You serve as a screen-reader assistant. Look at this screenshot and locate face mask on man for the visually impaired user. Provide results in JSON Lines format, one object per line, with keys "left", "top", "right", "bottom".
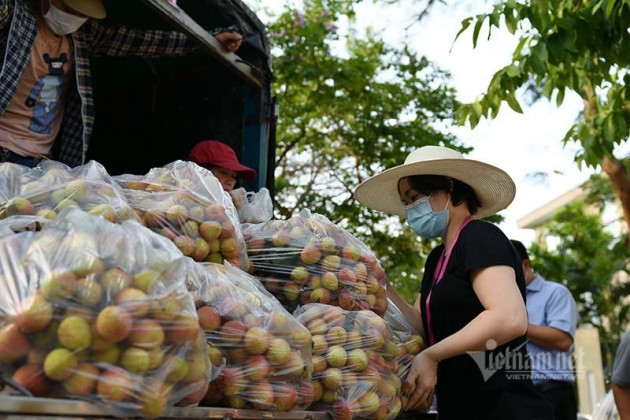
{"left": 405, "top": 195, "right": 450, "bottom": 238}
{"left": 42, "top": 0, "right": 88, "bottom": 36}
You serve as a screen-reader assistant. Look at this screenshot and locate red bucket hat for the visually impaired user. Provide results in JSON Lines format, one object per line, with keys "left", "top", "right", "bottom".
{"left": 189, "top": 140, "right": 257, "bottom": 181}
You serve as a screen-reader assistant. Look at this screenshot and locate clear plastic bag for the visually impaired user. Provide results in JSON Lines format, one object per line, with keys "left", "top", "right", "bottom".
{"left": 185, "top": 261, "right": 314, "bottom": 411}
{"left": 0, "top": 160, "right": 139, "bottom": 225}
{"left": 592, "top": 389, "right": 619, "bottom": 420}
{"left": 0, "top": 215, "right": 50, "bottom": 237}
{"left": 0, "top": 207, "right": 212, "bottom": 418}
{"left": 112, "top": 161, "right": 234, "bottom": 213}
{"left": 231, "top": 187, "right": 273, "bottom": 224}
{"left": 243, "top": 209, "right": 388, "bottom": 315}
{"left": 294, "top": 303, "right": 425, "bottom": 419}
{"left": 0, "top": 162, "right": 28, "bottom": 203}
{"left": 114, "top": 162, "right": 249, "bottom": 270}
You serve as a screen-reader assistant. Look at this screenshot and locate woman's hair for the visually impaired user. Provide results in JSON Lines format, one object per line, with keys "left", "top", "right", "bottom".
{"left": 406, "top": 175, "right": 482, "bottom": 215}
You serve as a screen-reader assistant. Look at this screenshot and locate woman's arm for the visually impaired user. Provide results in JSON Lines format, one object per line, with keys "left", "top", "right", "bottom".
{"left": 404, "top": 265, "right": 528, "bottom": 410}
{"left": 427, "top": 265, "right": 527, "bottom": 358}
{"left": 384, "top": 276, "right": 425, "bottom": 337}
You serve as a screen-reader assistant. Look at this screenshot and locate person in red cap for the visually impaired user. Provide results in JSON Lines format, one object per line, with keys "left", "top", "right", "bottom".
{"left": 189, "top": 140, "right": 256, "bottom": 192}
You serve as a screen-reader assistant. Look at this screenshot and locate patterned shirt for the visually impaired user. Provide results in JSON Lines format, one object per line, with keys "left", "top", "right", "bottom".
{"left": 0, "top": 0, "right": 196, "bottom": 166}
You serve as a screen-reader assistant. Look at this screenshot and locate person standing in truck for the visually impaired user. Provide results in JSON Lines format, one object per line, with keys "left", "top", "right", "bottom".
{"left": 0, "top": 0, "right": 243, "bottom": 168}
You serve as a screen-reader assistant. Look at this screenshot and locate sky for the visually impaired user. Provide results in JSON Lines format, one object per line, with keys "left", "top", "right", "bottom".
{"left": 249, "top": 0, "right": 628, "bottom": 245}
{"left": 352, "top": 0, "right": 592, "bottom": 245}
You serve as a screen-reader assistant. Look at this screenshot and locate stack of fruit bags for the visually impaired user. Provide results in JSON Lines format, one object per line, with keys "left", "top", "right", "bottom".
{"left": 0, "top": 207, "right": 212, "bottom": 418}
{"left": 113, "top": 161, "right": 249, "bottom": 270}
{"left": 185, "top": 261, "right": 314, "bottom": 412}
{"left": 242, "top": 209, "right": 387, "bottom": 315}
{"left": 294, "top": 303, "right": 425, "bottom": 420}
{"left": 0, "top": 160, "right": 139, "bottom": 224}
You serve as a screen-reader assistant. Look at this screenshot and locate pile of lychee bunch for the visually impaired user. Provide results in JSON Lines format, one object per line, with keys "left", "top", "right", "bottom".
{"left": 113, "top": 161, "right": 237, "bottom": 218}
{"left": 114, "top": 161, "right": 194, "bottom": 192}
{"left": 122, "top": 188, "right": 249, "bottom": 270}
{"left": 186, "top": 262, "right": 315, "bottom": 412}
{"left": 113, "top": 161, "right": 226, "bottom": 200}
{"left": 243, "top": 210, "right": 388, "bottom": 315}
{"left": 0, "top": 209, "right": 212, "bottom": 418}
{"left": 294, "top": 304, "right": 425, "bottom": 420}
{"left": 0, "top": 161, "right": 138, "bottom": 225}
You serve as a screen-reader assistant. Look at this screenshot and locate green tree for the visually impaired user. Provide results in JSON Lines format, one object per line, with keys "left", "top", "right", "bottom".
{"left": 529, "top": 197, "right": 630, "bottom": 373}
{"left": 261, "top": 0, "right": 463, "bottom": 302}
{"left": 456, "top": 0, "right": 630, "bottom": 234}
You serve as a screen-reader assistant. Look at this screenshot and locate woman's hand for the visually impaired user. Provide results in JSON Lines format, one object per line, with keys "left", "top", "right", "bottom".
{"left": 403, "top": 349, "right": 438, "bottom": 412}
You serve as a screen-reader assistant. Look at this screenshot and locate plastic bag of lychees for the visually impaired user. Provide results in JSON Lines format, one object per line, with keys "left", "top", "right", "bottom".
{"left": 185, "top": 261, "right": 314, "bottom": 412}
{"left": 294, "top": 303, "right": 424, "bottom": 420}
{"left": 243, "top": 209, "right": 387, "bottom": 315}
{"left": 0, "top": 162, "right": 28, "bottom": 203}
{"left": 120, "top": 186, "right": 249, "bottom": 270}
{"left": 0, "top": 160, "right": 139, "bottom": 225}
{"left": 113, "top": 161, "right": 237, "bottom": 213}
{"left": 114, "top": 161, "right": 248, "bottom": 219}
{"left": 0, "top": 206, "right": 212, "bottom": 418}
{"left": 381, "top": 297, "right": 427, "bottom": 410}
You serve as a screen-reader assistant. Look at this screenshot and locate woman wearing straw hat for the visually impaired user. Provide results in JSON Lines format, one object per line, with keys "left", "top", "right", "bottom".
{"left": 354, "top": 145, "right": 553, "bottom": 419}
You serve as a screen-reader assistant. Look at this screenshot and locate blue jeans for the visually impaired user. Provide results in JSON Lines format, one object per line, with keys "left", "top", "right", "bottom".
{"left": 0, "top": 147, "right": 45, "bottom": 168}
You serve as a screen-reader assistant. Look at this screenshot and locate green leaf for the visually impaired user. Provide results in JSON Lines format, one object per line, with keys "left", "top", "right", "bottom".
{"left": 505, "top": 8, "right": 517, "bottom": 34}
{"left": 592, "top": 0, "right": 605, "bottom": 14}
{"left": 469, "top": 112, "right": 480, "bottom": 128}
{"left": 514, "top": 37, "right": 528, "bottom": 58}
{"left": 457, "top": 107, "right": 470, "bottom": 126}
{"left": 506, "top": 94, "right": 523, "bottom": 113}
{"left": 472, "top": 15, "right": 487, "bottom": 48}
{"left": 604, "top": 115, "right": 615, "bottom": 143}
{"left": 489, "top": 70, "right": 505, "bottom": 90}
{"left": 556, "top": 87, "right": 566, "bottom": 106}
{"left": 605, "top": 0, "right": 616, "bottom": 17}
{"left": 454, "top": 17, "right": 473, "bottom": 43}
{"left": 469, "top": 101, "right": 483, "bottom": 127}
{"left": 542, "top": 80, "right": 554, "bottom": 99}
{"left": 506, "top": 64, "right": 521, "bottom": 77}
{"left": 529, "top": 50, "right": 546, "bottom": 74}
{"left": 491, "top": 103, "right": 500, "bottom": 119}
{"left": 489, "top": 11, "right": 501, "bottom": 28}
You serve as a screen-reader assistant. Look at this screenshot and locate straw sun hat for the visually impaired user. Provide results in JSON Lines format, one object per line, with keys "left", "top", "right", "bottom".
{"left": 354, "top": 145, "right": 516, "bottom": 219}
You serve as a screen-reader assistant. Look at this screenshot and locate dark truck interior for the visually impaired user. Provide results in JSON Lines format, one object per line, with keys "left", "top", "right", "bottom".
{"left": 86, "top": 0, "right": 274, "bottom": 189}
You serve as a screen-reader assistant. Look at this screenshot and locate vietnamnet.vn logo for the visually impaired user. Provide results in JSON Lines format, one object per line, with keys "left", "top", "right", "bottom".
{"left": 467, "top": 339, "right": 583, "bottom": 382}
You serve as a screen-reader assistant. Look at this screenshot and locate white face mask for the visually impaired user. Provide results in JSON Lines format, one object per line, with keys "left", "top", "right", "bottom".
{"left": 42, "top": 0, "right": 88, "bottom": 35}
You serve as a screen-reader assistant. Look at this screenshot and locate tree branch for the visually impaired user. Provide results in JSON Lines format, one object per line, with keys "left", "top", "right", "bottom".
{"left": 276, "top": 126, "right": 306, "bottom": 169}
{"left": 602, "top": 154, "right": 630, "bottom": 243}
{"left": 288, "top": 157, "right": 327, "bottom": 215}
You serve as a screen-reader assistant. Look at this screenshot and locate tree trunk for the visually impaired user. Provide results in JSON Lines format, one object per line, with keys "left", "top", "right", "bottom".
{"left": 583, "top": 85, "right": 630, "bottom": 240}
{"left": 601, "top": 154, "right": 630, "bottom": 239}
